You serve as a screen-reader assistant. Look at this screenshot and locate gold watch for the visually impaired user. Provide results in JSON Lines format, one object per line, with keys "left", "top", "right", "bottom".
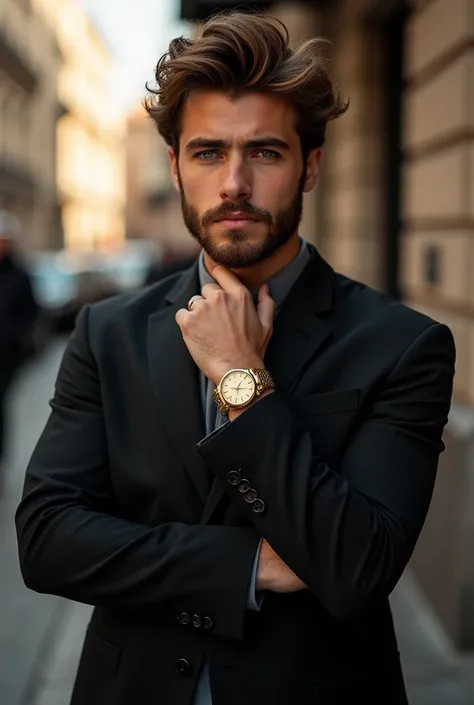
{"left": 213, "top": 368, "right": 274, "bottom": 416}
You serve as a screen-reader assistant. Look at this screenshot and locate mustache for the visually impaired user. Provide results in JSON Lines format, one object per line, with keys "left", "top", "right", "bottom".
{"left": 201, "top": 201, "right": 272, "bottom": 226}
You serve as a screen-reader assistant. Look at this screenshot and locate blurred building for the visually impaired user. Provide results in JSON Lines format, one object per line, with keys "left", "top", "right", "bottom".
{"left": 0, "top": 0, "right": 61, "bottom": 250}
{"left": 180, "top": 0, "right": 474, "bottom": 655}
{"left": 34, "top": 0, "right": 126, "bottom": 252}
{"left": 125, "top": 104, "right": 193, "bottom": 255}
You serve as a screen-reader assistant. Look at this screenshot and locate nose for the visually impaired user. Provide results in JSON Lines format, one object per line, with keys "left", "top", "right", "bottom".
{"left": 218, "top": 158, "right": 252, "bottom": 202}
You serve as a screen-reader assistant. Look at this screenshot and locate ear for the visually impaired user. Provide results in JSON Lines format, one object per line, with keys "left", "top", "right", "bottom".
{"left": 302, "top": 147, "right": 323, "bottom": 193}
{"left": 169, "top": 148, "right": 181, "bottom": 192}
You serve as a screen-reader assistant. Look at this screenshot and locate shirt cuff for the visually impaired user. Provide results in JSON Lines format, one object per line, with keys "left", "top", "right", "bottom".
{"left": 246, "top": 537, "right": 264, "bottom": 611}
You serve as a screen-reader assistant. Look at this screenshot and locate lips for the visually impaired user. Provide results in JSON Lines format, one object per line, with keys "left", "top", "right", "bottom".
{"left": 216, "top": 218, "right": 258, "bottom": 228}
{"left": 216, "top": 214, "right": 256, "bottom": 222}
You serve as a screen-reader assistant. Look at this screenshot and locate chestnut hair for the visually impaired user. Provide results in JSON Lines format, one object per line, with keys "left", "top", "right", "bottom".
{"left": 144, "top": 10, "right": 348, "bottom": 159}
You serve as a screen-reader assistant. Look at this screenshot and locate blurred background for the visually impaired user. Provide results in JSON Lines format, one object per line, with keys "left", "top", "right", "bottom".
{"left": 1, "top": 0, "right": 474, "bottom": 703}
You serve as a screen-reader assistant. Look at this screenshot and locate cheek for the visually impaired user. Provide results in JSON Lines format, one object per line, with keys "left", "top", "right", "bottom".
{"left": 253, "top": 170, "right": 297, "bottom": 208}
{"left": 181, "top": 169, "right": 215, "bottom": 201}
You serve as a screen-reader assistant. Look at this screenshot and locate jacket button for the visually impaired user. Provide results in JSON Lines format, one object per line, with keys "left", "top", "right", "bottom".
{"left": 227, "top": 470, "right": 241, "bottom": 485}
{"left": 244, "top": 489, "right": 258, "bottom": 503}
{"left": 203, "top": 616, "right": 214, "bottom": 630}
{"left": 252, "top": 499, "right": 266, "bottom": 513}
{"left": 177, "top": 612, "right": 191, "bottom": 626}
{"left": 192, "top": 614, "right": 202, "bottom": 628}
{"left": 175, "top": 658, "right": 192, "bottom": 676}
{"left": 238, "top": 479, "right": 251, "bottom": 493}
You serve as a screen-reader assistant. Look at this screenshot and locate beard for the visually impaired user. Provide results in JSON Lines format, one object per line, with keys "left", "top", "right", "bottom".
{"left": 177, "top": 170, "right": 305, "bottom": 269}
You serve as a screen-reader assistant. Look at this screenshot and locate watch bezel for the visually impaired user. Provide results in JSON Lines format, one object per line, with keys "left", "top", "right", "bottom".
{"left": 218, "top": 368, "right": 257, "bottom": 409}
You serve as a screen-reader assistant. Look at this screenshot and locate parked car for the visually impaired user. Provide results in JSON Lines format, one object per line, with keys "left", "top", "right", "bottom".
{"left": 29, "top": 242, "right": 155, "bottom": 334}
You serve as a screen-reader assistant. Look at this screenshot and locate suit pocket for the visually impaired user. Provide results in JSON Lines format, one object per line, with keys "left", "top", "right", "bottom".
{"left": 70, "top": 627, "right": 122, "bottom": 705}
{"left": 293, "top": 389, "right": 360, "bottom": 418}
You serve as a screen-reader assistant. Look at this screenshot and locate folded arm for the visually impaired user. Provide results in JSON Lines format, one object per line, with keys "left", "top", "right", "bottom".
{"left": 15, "top": 306, "right": 260, "bottom": 641}
{"left": 198, "top": 323, "right": 455, "bottom": 620}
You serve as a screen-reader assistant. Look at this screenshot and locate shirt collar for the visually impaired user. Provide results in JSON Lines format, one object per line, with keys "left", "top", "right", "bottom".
{"left": 198, "top": 237, "right": 311, "bottom": 310}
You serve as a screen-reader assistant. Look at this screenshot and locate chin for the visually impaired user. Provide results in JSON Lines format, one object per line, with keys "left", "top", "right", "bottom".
{"left": 206, "top": 241, "right": 268, "bottom": 269}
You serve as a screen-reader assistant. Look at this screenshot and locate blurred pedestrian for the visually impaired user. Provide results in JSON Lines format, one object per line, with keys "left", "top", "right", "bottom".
{"left": 0, "top": 211, "right": 38, "bottom": 475}
{"left": 16, "top": 12, "right": 455, "bottom": 705}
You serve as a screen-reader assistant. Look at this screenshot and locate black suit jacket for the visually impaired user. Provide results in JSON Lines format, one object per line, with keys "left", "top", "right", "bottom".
{"left": 15, "top": 247, "right": 455, "bottom": 705}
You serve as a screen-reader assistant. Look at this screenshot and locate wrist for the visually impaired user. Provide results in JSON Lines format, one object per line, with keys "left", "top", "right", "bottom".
{"left": 211, "top": 359, "right": 265, "bottom": 386}
{"left": 256, "top": 540, "right": 279, "bottom": 591}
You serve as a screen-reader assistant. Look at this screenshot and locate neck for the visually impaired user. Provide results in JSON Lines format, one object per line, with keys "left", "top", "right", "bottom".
{"left": 203, "top": 233, "right": 301, "bottom": 290}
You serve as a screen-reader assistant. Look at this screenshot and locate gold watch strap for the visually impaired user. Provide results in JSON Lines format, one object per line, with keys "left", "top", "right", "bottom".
{"left": 251, "top": 368, "right": 274, "bottom": 394}
{"left": 212, "top": 385, "right": 230, "bottom": 416}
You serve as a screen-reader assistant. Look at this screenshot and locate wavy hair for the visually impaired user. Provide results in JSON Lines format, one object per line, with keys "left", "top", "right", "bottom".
{"left": 144, "top": 11, "right": 348, "bottom": 157}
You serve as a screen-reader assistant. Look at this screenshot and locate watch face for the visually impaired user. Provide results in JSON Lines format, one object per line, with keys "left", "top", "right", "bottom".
{"left": 220, "top": 370, "right": 256, "bottom": 407}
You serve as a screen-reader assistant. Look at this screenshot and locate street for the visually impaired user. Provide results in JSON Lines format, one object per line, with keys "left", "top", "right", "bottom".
{"left": 0, "top": 340, "right": 473, "bottom": 705}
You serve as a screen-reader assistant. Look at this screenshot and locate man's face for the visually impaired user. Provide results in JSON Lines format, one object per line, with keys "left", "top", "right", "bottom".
{"left": 169, "top": 90, "right": 321, "bottom": 269}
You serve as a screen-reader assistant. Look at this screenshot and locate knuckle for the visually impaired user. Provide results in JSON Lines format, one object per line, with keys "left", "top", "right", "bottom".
{"left": 213, "top": 288, "right": 227, "bottom": 302}
{"left": 236, "top": 287, "right": 250, "bottom": 302}
{"left": 176, "top": 310, "right": 189, "bottom": 330}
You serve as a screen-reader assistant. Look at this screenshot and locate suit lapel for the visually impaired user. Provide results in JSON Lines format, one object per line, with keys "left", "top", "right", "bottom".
{"left": 265, "top": 247, "right": 335, "bottom": 395}
{"left": 201, "top": 247, "right": 336, "bottom": 525}
{"left": 148, "top": 263, "right": 213, "bottom": 505}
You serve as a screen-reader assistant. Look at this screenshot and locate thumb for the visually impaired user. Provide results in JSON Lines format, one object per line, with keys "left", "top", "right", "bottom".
{"left": 257, "top": 284, "right": 275, "bottom": 334}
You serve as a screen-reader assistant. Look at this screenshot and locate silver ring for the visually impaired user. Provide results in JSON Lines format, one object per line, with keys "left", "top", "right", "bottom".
{"left": 187, "top": 295, "right": 203, "bottom": 312}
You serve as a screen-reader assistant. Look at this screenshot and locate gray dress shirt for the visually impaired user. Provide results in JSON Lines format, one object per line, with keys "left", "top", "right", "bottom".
{"left": 192, "top": 238, "right": 311, "bottom": 705}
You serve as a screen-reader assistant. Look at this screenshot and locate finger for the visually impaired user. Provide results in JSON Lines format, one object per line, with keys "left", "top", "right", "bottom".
{"left": 175, "top": 308, "right": 191, "bottom": 330}
{"left": 258, "top": 283, "right": 269, "bottom": 303}
{"left": 201, "top": 282, "right": 222, "bottom": 299}
{"left": 257, "top": 284, "right": 276, "bottom": 332}
{"left": 187, "top": 294, "right": 204, "bottom": 311}
{"left": 212, "top": 265, "right": 244, "bottom": 293}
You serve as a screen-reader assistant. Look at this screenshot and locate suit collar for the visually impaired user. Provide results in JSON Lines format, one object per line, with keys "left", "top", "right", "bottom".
{"left": 196, "top": 237, "right": 312, "bottom": 312}
{"left": 162, "top": 244, "right": 334, "bottom": 312}
{"left": 164, "top": 260, "right": 200, "bottom": 305}
{"left": 264, "top": 244, "right": 335, "bottom": 394}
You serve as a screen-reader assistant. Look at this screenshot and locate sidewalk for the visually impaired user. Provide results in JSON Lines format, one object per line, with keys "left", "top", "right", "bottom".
{"left": 392, "top": 572, "right": 474, "bottom": 705}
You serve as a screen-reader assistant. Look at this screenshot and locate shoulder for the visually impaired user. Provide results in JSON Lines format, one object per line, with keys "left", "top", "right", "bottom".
{"left": 81, "top": 269, "right": 188, "bottom": 339}
{"left": 332, "top": 271, "right": 455, "bottom": 359}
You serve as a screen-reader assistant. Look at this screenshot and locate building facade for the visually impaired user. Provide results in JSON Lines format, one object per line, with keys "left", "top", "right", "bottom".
{"left": 0, "top": 0, "right": 61, "bottom": 250}
{"left": 34, "top": 0, "right": 126, "bottom": 252}
{"left": 125, "top": 104, "right": 196, "bottom": 254}
{"left": 180, "top": 0, "right": 474, "bottom": 653}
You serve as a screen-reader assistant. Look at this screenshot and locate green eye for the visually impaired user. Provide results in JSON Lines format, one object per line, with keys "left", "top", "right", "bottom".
{"left": 195, "top": 150, "right": 217, "bottom": 160}
{"left": 258, "top": 149, "right": 280, "bottom": 159}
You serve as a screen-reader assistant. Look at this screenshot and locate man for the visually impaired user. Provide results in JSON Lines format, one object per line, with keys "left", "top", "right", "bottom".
{"left": 16, "top": 11, "right": 455, "bottom": 705}
{"left": 0, "top": 211, "right": 38, "bottom": 476}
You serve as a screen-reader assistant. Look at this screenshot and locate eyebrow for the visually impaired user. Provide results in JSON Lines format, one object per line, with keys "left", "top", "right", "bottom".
{"left": 184, "top": 137, "right": 290, "bottom": 153}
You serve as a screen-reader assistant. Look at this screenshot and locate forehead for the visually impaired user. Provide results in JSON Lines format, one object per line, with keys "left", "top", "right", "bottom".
{"left": 179, "top": 90, "right": 299, "bottom": 147}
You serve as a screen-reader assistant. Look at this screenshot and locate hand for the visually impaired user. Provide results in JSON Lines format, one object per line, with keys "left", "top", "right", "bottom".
{"left": 256, "top": 539, "right": 307, "bottom": 593}
{"left": 175, "top": 266, "right": 275, "bottom": 384}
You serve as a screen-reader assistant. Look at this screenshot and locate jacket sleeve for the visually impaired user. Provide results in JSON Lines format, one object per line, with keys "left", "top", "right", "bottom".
{"left": 15, "top": 305, "right": 260, "bottom": 642}
{"left": 197, "top": 323, "right": 455, "bottom": 621}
